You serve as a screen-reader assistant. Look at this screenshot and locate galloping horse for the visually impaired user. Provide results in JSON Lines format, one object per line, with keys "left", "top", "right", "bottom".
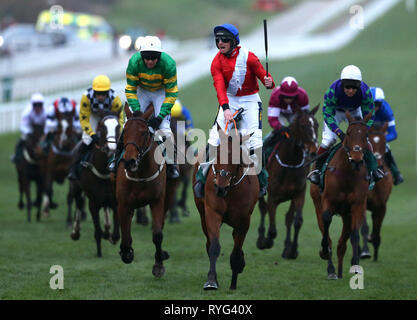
{"left": 40, "top": 111, "right": 79, "bottom": 219}
{"left": 116, "top": 105, "right": 175, "bottom": 277}
{"left": 310, "top": 111, "right": 373, "bottom": 279}
{"left": 70, "top": 110, "right": 121, "bottom": 257}
{"left": 15, "top": 123, "right": 44, "bottom": 222}
{"left": 257, "top": 105, "right": 319, "bottom": 259}
{"left": 360, "top": 122, "right": 392, "bottom": 261}
{"left": 193, "top": 127, "right": 259, "bottom": 290}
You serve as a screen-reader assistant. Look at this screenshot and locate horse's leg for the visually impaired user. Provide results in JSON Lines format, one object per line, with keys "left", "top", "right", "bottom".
{"left": 17, "top": 171, "right": 25, "bottom": 210}
{"left": 282, "top": 201, "right": 295, "bottom": 258}
{"left": 135, "top": 206, "right": 149, "bottom": 226}
{"left": 150, "top": 199, "right": 169, "bottom": 277}
{"left": 256, "top": 196, "right": 268, "bottom": 249}
{"left": 66, "top": 186, "right": 73, "bottom": 227}
{"left": 41, "top": 174, "right": 52, "bottom": 218}
{"left": 89, "top": 201, "right": 103, "bottom": 257}
{"left": 179, "top": 174, "right": 190, "bottom": 216}
{"left": 265, "top": 198, "right": 278, "bottom": 249}
{"left": 287, "top": 192, "right": 305, "bottom": 259}
{"left": 203, "top": 206, "right": 222, "bottom": 290}
{"left": 337, "top": 214, "right": 352, "bottom": 278}
{"left": 370, "top": 205, "right": 386, "bottom": 262}
{"left": 230, "top": 223, "right": 249, "bottom": 290}
{"left": 102, "top": 207, "right": 111, "bottom": 240}
{"left": 320, "top": 208, "right": 337, "bottom": 279}
{"left": 110, "top": 203, "right": 120, "bottom": 244}
{"left": 349, "top": 203, "right": 366, "bottom": 275}
{"left": 118, "top": 202, "right": 134, "bottom": 264}
{"left": 70, "top": 208, "right": 82, "bottom": 241}
{"left": 24, "top": 178, "right": 32, "bottom": 222}
{"left": 360, "top": 212, "right": 372, "bottom": 259}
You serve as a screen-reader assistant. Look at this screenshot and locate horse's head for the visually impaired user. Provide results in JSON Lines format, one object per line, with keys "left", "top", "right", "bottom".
{"left": 343, "top": 111, "right": 373, "bottom": 170}
{"left": 368, "top": 122, "right": 388, "bottom": 167}
{"left": 290, "top": 104, "right": 319, "bottom": 159}
{"left": 212, "top": 126, "right": 250, "bottom": 198}
{"left": 55, "top": 111, "right": 75, "bottom": 150}
{"left": 95, "top": 110, "right": 121, "bottom": 157}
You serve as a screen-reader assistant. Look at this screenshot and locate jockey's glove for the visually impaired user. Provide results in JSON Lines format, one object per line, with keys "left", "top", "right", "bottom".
{"left": 148, "top": 117, "right": 162, "bottom": 133}
{"left": 91, "top": 134, "right": 99, "bottom": 145}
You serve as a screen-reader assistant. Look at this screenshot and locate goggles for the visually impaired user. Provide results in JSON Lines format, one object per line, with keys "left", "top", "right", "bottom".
{"left": 141, "top": 52, "right": 161, "bottom": 61}
{"left": 215, "top": 36, "right": 233, "bottom": 44}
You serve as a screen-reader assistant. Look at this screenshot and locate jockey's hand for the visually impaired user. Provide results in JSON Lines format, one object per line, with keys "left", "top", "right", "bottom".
{"left": 91, "top": 134, "right": 99, "bottom": 145}
{"left": 148, "top": 117, "right": 162, "bottom": 133}
{"left": 264, "top": 76, "right": 273, "bottom": 89}
{"left": 223, "top": 108, "right": 234, "bottom": 123}
{"left": 337, "top": 131, "right": 345, "bottom": 142}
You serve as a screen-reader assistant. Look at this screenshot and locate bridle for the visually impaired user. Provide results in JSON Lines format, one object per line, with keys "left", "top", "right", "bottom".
{"left": 342, "top": 119, "right": 368, "bottom": 163}
{"left": 212, "top": 162, "right": 251, "bottom": 188}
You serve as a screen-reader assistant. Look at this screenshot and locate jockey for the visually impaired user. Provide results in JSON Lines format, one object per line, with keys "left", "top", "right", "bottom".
{"left": 264, "top": 76, "right": 310, "bottom": 156}
{"left": 308, "top": 65, "right": 384, "bottom": 185}
{"left": 11, "top": 93, "right": 46, "bottom": 163}
{"left": 193, "top": 23, "right": 275, "bottom": 198}
{"left": 109, "top": 35, "right": 180, "bottom": 179}
{"left": 42, "top": 97, "right": 82, "bottom": 153}
{"left": 170, "top": 99, "right": 194, "bottom": 141}
{"left": 68, "top": 75, "right": 124, "bottom": 180}
{"left": 370, "top": 86, "right": 403, "bottom": 185}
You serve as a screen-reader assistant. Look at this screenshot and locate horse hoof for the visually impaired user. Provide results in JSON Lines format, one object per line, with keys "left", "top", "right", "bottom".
{"left": 102, "top": 232, "right": 110, "bottom": 240}
{"left": 203, "top": 280, "right": 218, "bottom": 290}
{"left": 18, "top": 202, "right": 24, "bottom": 210}
{"left": 119, "top": 248, "right": 134, "bottom": 264}
{"left": 360, "top": 251, "right": 371, "bottom": 259}
{"left": 319, "top": 250, "right": 330, "bottom": 260}
{"left": 70, "top": 232, "right": 80, "bottom": 241}
{"left": 152, "top": 264, "right": 165, "bottom": 277}
{"left": 327, "top": 273, "right": 338, "bottom": 280}
{"left": 109, "top": 236, "right": 119, "bottom": 245}
{"left": 257, "top": 238, "right": 273, "bottom": 250}
{"left": 182, "top": 209, "right": 190, "bottom": 217}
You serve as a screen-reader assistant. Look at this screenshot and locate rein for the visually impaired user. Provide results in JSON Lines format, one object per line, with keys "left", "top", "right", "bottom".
{"left": 275, "top": 137, "right": 307, "bottom": 169}
{"left": 212, "top": 163, "right": 251, "bottom": 188}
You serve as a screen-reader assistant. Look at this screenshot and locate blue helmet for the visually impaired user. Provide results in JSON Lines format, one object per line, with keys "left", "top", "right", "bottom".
{"left": 370, "top": 87, "right": 385, "bottom": 102}
{"left": 213, "top": 24, "right": 240, "bottom": 45}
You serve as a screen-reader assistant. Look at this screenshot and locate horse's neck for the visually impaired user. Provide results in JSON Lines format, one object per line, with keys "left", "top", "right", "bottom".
{"left": 277, "top": 138, "right": 303, "bottom": 163}
{"left": 92, "top": 148, "right": 110, "bottom": 171}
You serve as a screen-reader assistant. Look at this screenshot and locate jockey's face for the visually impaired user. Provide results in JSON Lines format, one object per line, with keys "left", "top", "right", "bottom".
{"left": 33, "top": 103, "right": 43, "bottom": 115}
{"left": 374, "top": 101, "right": 381, "bottom": 112}
{"left": 343, "top": 86, "right": 358, "bottom": 97}
{"left": 216, "top": 37, "right": 232, "bottom": 55}
{"left": 282, "top": 95, "right": 295, "bottom": 105}
{"left": 95, "top": 91, "right": 108, "bottom": 103}
{"left": 143, "top": 57, "right": 158, "bottom": 69}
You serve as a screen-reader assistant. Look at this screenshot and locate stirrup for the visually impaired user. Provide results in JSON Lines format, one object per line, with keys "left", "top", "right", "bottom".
{"left": 394, "top": 173, "right": 404, "bottom": 186}
{"left": 307, "top": 169, "right": 320, "bottom": 185}
{"left": 167, "top": 165, "right": 180, "bottom": 179}
{"left": 193, "top": 181, "right": 205, "bottom": 198}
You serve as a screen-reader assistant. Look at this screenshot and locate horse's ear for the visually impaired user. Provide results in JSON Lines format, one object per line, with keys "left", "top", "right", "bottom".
{"left": 345, "top": 111, "right": 354, "bottom": 123}
{"left": 124, "top": 102, "right": 132, "bottom": 119}
{"left": 142, "top": 103, "right": 154, "bottom": 120}
{"left": 363, "top": 111, "right": 373, "bottom": 123}
{"left": 311, "top": 103, "right": 320, "bottom": 115}
{"left": 382, "top": 121, "right": 389, "bottom": 133}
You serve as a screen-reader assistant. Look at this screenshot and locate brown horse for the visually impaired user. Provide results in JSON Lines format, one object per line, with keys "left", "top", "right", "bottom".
{"left": 116, "top": 105, "right": 176, "bottom": 277}
{"left": 40, "top": 111, "right": 79, "bottom": 219}
{"left": 70, "top": 111, "right": 122, "bottom": 257}
{"left": 193, "top": 127, "right": 259, "bottom": 290}
{"left": 15, "top": 123, "right": 45, "bottom": 222}
{"left": 257, "top": 105, "right": 319, "bottom": 259}
{"left": 360, "top": 122, "right": 392, "bottom": 261}
{"left": 310, "top": 111, "right": 373, "bottom": 279}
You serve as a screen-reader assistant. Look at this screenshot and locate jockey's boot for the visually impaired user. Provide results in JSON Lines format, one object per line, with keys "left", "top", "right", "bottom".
{"left": 193, "top": 144, "right": 217, "bottom": 198}
{"left": 384, "top": 148, "right": 404, "bottom": 185}
{"left": 307, "top": 146, "right": 328, "bottom": 185}
{"left": 108, "top": 132, "right": 124, "bottom": 174}
{"left": 68, "top": 143, "right": 90, "bottom": 181}
{"left": 11, "top": 139, "right": 25, "bottom": 164}
{"left": 363, "top": 149, "right": 385, "bottom": 182}
{"left": 250, "top": 148, "right": 269, "bottom": 198}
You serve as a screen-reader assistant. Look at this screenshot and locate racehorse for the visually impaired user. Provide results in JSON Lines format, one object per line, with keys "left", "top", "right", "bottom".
{"left": 15, "top": 123, "right": 44, "bottom": 222}
{"left": 70, "top": 110, "right": 122, "bottom": 257}
{"left": 257, "top": 105, "right": 319, "bottom": 259}
{"left": 116, "top": 104, "right": 176, "bottom": 277}
{"left": 360, "top": 122, "right": 392, "bottom": 261}
{"left": 310, "top": 111, "right": 373, "bottom": 279}
{"left": 193, "top": 126, "right": 259, "bottom": 290}
{"left": 40, "top": 110, "right": 79, "bottom": 219}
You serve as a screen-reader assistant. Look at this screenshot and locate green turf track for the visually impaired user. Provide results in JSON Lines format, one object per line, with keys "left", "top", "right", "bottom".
{"left": 0, "top": 3, "right": 416, "bottom": 300}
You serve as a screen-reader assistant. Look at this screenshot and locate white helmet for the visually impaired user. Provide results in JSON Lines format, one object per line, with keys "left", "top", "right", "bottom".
{"left": 373, "top": 87, "right": 385, "bottom": 101}
{"left": 31, "top": 93, "right": 45, "bottom": 105}
{"left": 139, "top": 36, "right": 162, "bottom": 52}
{"left": 340, "top": 65, "right": 362, "bottom": 81}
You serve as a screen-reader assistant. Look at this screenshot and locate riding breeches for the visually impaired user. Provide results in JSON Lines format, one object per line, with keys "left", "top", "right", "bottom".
{"left": 208, "top": 94, "right": 263, "bottom": 151}
{"left": 136, "top": 87, "right": 171, "bottom": 131}
{"left": 320, "top": 107, "right": 363, "bottom": 149}
{"left": 82, "top": 113, "right": 100, "bottom": 146}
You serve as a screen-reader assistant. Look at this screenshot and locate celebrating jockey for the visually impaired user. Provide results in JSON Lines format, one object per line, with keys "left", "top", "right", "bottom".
{"left": 42, "top": 97, "right": 82, "bottom": 153}
{"left": 370, "top": 86, "right": 403, "bottom": 185}
{"left": 193, "top": 23, "right": 275, "bottom": 198}
{"left": 68, "top": 75, "right": 124, "bottom": 180}
{"left": 109, "top": 35, "right": 180, "bottom": 179}
{"left": 263, "top": 76, "right": 310, "bottom": 157}
{"left": 11, "top": 93, "right": 46, "bottom": 163}
{"left": 308, "top": 65, "right": 384, "bottom": 185}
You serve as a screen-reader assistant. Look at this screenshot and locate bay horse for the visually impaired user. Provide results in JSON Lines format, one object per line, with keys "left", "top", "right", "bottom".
{"left": 257, "top": 105, "right": 319, "bottom": 259}
{"left": 360, "top": 122, "right": 392, "bottom": 261}
{"left": 70, "top": 110, "right": 122, "bottom": 257}
{"left": 310, "top": 111, "right": 373, "bottom": 279}
{"left": 40, "top": 110, "right": 79, "bottom": 219}
{"left": 116, "top": 105, "right": 176, "bottom": 278}
{"left": 193, "top": 127, "right": 259, "bottom": 290}
{"left": 15, "top": 123, "right": 44, "bottom": 222}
